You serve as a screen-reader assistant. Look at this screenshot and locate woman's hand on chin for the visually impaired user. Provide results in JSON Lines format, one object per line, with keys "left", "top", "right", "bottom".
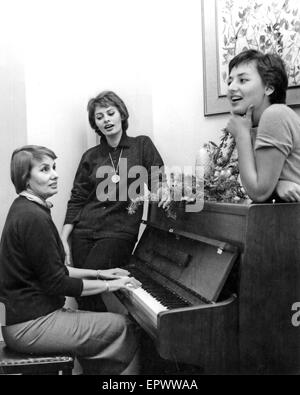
{"left": 226, "top": 105, "right": 253, "bottom": 140}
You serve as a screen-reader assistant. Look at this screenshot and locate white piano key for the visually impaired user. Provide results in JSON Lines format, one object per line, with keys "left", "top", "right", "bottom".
{"left": 129, "top": 286, "right": 168, "bottom": 317}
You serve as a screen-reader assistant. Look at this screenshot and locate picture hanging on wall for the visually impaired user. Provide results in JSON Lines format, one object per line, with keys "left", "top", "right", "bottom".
{"left": 202, "top": 0, "right": 300, "bottom": 115}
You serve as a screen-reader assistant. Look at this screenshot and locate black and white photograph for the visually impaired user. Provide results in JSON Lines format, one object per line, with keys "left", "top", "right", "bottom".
{"left": 1, "top": 0, "right": 300, "bottom": 381}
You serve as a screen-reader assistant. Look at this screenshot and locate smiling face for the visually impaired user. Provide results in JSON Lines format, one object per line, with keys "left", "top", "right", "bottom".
{"left": 94, "top": 105, "right": 123, "bottom": 142}
{"left": 27, "top": 156, "right": 58, "bottom": 200}
{"left": 227, "top": 60, "right": 273, "bottom": 125}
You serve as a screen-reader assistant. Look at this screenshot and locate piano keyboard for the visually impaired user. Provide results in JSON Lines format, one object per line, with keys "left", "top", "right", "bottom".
{"left": 126, "top": 267, "right": 191, "bottom": 322}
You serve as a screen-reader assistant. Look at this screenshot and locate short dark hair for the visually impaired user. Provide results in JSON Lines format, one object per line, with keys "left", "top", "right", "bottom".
{"left": 11, "top": 145, "right": 57, "bottom": 194}
{"left": 229, "top": 49, "right": 288, "bottom": 104}
{"left": 87, "top": 91, "right": 129, "bottom": 137}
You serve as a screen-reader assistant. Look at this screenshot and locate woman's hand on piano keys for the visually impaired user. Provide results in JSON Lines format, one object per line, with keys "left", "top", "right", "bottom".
{"left": 106, "top": 276, "right": 142, "bottom": 293}
{"left": 96, "top": 268, "right": 130, "bottom": 280}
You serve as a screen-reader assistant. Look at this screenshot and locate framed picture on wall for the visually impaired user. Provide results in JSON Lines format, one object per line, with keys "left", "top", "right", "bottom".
{"left": 202, "top": 0, "right": 300, "bottom": 116}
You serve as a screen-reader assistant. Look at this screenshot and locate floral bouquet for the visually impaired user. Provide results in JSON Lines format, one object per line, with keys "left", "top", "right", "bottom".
{"left": 127, "top": 183, "right": 198, "bottom": 220}
{"left": 127, "top": 129, "right": 249, "bottom": 218}
{"left": 200, "top": 129, "right": 250, "bottom": 203}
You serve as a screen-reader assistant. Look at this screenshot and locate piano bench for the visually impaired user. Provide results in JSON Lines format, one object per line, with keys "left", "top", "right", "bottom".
{"left": 0, "top": 341, "right": 74, "bottom": 375}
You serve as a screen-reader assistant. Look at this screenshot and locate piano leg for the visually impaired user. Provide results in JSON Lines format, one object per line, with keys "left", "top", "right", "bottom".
{"left": 139, "top": 331, "right": 204, "bottom": 375}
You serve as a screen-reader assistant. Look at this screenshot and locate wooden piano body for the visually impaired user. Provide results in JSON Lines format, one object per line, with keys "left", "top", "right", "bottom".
{"left": 117, "top": 202, "right": 300, "bottom": 374}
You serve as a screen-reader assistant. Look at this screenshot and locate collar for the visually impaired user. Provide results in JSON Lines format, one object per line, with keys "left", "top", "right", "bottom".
{"left": 100, "top": 132, "right": 131, "bottom": 154}
{"left": 19, "top": 191, "right": 53, "bottom": 209}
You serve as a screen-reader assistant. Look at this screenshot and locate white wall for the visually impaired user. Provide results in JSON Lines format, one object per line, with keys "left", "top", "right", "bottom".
{"left": 0, "top": 5, "right": 27, "bottom": 234}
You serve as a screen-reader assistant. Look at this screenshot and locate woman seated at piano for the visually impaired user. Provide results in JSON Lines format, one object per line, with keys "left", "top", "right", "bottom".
{"left": 61, "top": 90, "right": 170, "bottom": 313}
{"left": 0, "top": 145, "right": 141, "bottom": 375}
{"left": 226, "top": 49, "right": 300, "bottom": 203}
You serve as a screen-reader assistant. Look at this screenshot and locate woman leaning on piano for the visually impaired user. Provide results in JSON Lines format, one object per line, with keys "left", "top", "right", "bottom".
{"left": 0, "top": 145, "right": 141, "bottom": 375}
{"left": 61, "top": 90, "right": 169, "bottom": 313}
{"left": 225, "top": 49, "right": 300, "bottom": 203}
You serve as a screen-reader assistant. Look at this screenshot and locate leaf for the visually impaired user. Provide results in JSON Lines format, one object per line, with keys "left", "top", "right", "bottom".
{"left": 259, "top": 35, "right": 266, "bottom": 44}
{"left": 285, "top": 54, "right": 292, "bottom": 62}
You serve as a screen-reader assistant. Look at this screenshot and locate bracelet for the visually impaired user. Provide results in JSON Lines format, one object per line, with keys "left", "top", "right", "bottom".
{"left": 96, "top": 270, "right": 102, "bottom": 279}
{"left": 104, "top": 280, "right": 110, "bottom": 292}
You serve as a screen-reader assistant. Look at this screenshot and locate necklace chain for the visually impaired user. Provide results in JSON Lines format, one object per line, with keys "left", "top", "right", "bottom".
{"left": 108, "top": 148, "right": 123, "bottom": 175}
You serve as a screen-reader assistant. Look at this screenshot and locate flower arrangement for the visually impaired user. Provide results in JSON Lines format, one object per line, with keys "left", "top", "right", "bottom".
{"left": 127, "top": 129, "right": 250, "bottom": 218}
{"left": 126, "top": 172, "right": 203, "bottom": 220}
{"left": 126, "top": 186, "right": 196, "bottom": 220}
{"left": 200, "top": 129, "right": 250, "bottom": 203}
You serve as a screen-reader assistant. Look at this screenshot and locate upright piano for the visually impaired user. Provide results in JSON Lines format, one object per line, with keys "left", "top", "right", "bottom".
{"left": 116, "top": 202, "right": 300, "bottom": 374}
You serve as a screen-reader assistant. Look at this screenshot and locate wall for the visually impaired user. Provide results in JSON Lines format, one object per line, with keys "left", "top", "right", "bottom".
{"left": 0, "top": 5, "right": 27, "bottom": 234}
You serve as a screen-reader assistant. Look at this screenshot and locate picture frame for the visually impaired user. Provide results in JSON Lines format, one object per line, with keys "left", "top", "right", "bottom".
{"left": 201, "top": 0, "right": 300, "bottom": 116}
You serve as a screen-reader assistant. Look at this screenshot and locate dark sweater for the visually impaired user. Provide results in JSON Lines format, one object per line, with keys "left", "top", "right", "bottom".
{"left": 64, "top": 133, "right": 165, "bottom": 241}
{"left": 0, "top": 197, "right": 83, "bottom": 325}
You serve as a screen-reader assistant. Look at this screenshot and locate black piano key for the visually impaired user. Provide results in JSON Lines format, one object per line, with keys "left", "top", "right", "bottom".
{"left": 128, "top": 266, "right": 191, "bottom": 309}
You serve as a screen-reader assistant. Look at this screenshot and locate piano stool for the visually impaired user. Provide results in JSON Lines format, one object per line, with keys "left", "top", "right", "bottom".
{"left": 0, "top": 302, "right": 74, "bottom": 375}
{"left": 0, "top": 341, "right": 74, "bottom": 375}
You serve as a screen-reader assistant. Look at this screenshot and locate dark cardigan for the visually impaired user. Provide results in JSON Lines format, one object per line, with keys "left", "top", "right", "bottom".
{"left": 0, "top": 196, "right": 83, "bottom": 325}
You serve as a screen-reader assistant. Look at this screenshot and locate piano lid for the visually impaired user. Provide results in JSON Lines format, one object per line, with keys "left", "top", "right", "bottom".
{"left": 133, "top": 221, "right": 239, "bottom": 303}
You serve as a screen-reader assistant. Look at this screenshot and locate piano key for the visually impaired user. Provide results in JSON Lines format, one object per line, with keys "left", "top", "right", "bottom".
{"left": 130, "top": 287, "right": 168, "bottom": 315}
{"left": 128, "top": 267, "right": 191, "bottom": 310}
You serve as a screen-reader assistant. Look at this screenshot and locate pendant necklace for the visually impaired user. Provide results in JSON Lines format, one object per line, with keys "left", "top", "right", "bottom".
{"left": 109, "top": 148, "right": 123, "bottom": 183}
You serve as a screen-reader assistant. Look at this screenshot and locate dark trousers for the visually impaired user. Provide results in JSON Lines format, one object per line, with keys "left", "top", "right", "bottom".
{"left": 71, "top": 233, "right": 135, "bottom": 312}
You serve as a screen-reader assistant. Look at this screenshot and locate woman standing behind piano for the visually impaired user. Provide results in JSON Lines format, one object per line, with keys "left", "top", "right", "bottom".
{"left": 225, "top": 49, "right": 300, "bottom": 203}
{"left": 61, "top": 90, "right": 169, "bottom": 312}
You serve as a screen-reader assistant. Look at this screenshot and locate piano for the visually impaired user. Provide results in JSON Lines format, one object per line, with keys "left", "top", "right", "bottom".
{"left": 116, "top": 201, "right": 300, "bottom": 374}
